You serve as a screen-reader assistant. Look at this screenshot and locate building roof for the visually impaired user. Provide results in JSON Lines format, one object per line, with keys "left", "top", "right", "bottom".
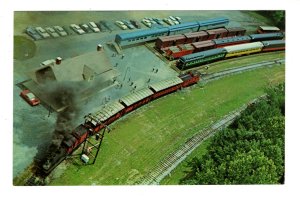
{"left": 33, "top": 50, "right": 118, "bottom": 83}
{"left": 85, "top": 101, "right": 125, "bottom": 125}
{"left": 149, "top": 77, "right": 183, "bottom": 92}
{"left": 120, "top": 88, "right": 154, "bottom": 106}
{"left": 259, "top": 26, "right": 280, "bottom": 31}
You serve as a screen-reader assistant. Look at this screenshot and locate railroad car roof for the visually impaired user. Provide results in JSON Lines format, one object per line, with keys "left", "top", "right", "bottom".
{"left": 213, "top": 36, "right": 251, "bottom": 44}
{"left": 85, "top": 101, "right": 125, "bottom": 125}
{"left": 197, "top": 17, "right": 229, "bottom": 26}
{"left": 120, "top": 88, "right": 154, "bottom": 106}
{"left": 261, "top": 40, "right": 285, "bottom": 46}
{"left": 192, "top": 40, "right": 215, "bottom": 48}
{"left": 178, "top": 44, "right": 194, "bottom": 50}
{"left": 149, "top": 77, "right": 183, "bottom": 92}
{"left": 249, "top": 32, "right": 284, "bottom": 40}
{"left": 180, "top": 48, "right": 227, "bottom": 62}
{"left": 223, "top": 42, "right": 264, "bottom": 52}
{"left": 183, "top": 31, "right": 208, "bottom": 38}
{"left": 168, "top": 46, "right": 181, "bottom": 53}
{"left": 116, "top": 27, "right": 169, "bottom": 40}
{"left": 158, "top": 34, "right": 186, "bottom": 42}
{"left": 73, "top": 124, "right": 88, "bottom": 137}
{"left": 168, "top": 21, "right": 199, "bottom": 32}
{"left": 206, "top": 28, "right": 228, "bottom": 34}
{"left": 258, "top": 26, "right": 280, "bottom": 31}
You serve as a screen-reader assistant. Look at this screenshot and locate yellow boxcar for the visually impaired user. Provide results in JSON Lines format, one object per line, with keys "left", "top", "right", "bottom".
{"left": 224, "top": 42, "right": 264, "bottom": 58}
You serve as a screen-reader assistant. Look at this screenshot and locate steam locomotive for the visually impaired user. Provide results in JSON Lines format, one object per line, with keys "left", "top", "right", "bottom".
{"left": 41, "top": 71, "right": 201, "bottom": 174}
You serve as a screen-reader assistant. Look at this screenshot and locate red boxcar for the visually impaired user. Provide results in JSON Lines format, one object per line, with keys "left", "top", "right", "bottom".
{"left": 183, "top": 31, "right": 209, "bottom": 43}
{"left": 192, "top": 40, "right": 215, "bottom": 52}
{"left": 149, "top": 77, "right": 183, "bottom": 99}
{"left": 179, "top": 71, "right": 201, "bottom": 87}
{"left": 155, "top": 34, "right": 186, "bottom": 50}
{"left": 226, "top": 27, "right": 246, "bottom": 37}
{"left": 206, "top": 28, "right": 228, "bottom": 40}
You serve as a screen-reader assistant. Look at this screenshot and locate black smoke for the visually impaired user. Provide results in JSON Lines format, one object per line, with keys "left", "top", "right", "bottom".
{"left": 34, "top": 82, "right": 80, "bottom": 164}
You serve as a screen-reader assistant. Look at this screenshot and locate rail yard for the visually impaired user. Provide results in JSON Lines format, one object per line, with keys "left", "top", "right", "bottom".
{"left": 13, "top": 10, "right": 285, "bottom": 186}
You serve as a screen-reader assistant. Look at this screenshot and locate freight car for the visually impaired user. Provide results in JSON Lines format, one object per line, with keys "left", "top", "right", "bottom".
{"left": 165, "top": 32, "right": 284, "bottom": 60}
{"left": 40, "top": 71, "right": 200, "bottom": 174}
{"left": 177, "top": 40, "right": 285, "bottom": 70}
{"left": 156, "top": 27, "right": 246, "bottom": 50}
{"left": 115, "top": 17, "right": 229, "bottom": 46}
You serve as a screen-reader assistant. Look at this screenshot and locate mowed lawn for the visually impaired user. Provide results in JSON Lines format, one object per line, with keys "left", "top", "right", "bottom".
{"left": 50, "top": 64, "right": 285, "bottom": 185}
{"left": 198, "top": 51, "right": 285, "bottom": 74}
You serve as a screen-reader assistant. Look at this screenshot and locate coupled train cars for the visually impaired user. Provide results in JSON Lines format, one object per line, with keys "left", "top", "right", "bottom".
{"left": 115, "top": 17, "right": 229, "bottom": 46}
{"left": 164, "top": 32, "right": 284, "bottom": 60}
{"left": 41, "top": 72, "right": 200, "bottom": 174}
{"left": 176, "top": 39, "right": 285, "bottom": 70}
{"left": 156, "top": 27, "right": 247, "bottom": 51}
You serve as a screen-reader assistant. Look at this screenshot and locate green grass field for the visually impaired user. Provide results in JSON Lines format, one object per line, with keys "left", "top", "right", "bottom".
{"left": 198, "top": 51, "right": 285, "bottom": 74}
{"left": 160, "top": 137, "right": 213, "bottom": 185}
{"left": 49, "top": 64, "right": 285, "bottom": 185}
{"left": 14, "top": 36, "right": 37, "bottom": 60}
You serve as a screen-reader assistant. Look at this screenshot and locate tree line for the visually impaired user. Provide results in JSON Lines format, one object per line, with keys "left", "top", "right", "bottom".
{"left": 180, "top": 83, "right": 285, "bottom": 184}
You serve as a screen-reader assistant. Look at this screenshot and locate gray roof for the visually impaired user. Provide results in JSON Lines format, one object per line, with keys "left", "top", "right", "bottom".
{"left": 149, "top": 77, "right": 183, "bottom": 92}
{"left": 85, "top": 101, "right": 125, "bottom": 125}
{"left": 120, "top": 88, "right": 154, "bottom": 106}
{"left": 259, "top": 26, "right": 280, "bottom": 31}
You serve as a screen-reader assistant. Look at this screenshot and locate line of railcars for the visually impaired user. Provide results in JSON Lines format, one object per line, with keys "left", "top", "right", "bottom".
{"left": 115, "top": 17, "right": 229, "bottom": 46}
{"left": 176, "top": 39, "right": 285, "bottom": 70}
{"left": 156, "top": 27, "right": 246, "bottom": 50}
{"left": 40, "top": 72, "right": 201, "bottom": 174}
{"left": 165, "top": 32, "right": 284, "bottom": 60}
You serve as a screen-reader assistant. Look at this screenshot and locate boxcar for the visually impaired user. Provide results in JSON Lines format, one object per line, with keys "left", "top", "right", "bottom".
{"left": 84, "top": 101, "right": 125, "bottom": 133}
{"left": 192, "top": 40, "right": 215, "bottom": 52}
{"left": 183, "top": 31, "right": 209, "bottom": 43}
{"left": 206, "top": 28, "right": 228, "bottom": 40}
{"left": 177, "top": 48, "right": 227, "bottom": 70}
{"left": 149, "top": 76, "right": 183, "bottom": 99}
{"left": 261, "top": 40, "right": 285, "bottom": 52}
{"left": 226, "top": 27, "right": 246, "bottom": 37}
{"left": 155, "top": 34, "right": 187, "bottom": 50}
{"left": 224, "top": 42, "right": 264, "bottom": 58}
{"left": 213, "top": 36, "right": 251, "bottom": 48}
{"left": 119, "top": 88, "right": 154, "bottom": 113}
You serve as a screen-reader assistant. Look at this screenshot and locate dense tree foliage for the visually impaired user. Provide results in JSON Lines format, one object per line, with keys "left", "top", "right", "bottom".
{"left": 257, "top": 11, "right": 285, "bottom": 30}
{"left": 180, "top": 84, "right": 285, "bottom": 184}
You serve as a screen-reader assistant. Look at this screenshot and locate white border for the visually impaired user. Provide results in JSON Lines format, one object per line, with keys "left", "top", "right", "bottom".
{"left": 1, "top": 1, "right": 300, "bottom": 200}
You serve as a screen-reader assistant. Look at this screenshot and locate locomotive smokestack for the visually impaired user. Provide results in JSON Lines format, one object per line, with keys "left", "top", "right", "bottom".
{"left": 56, "top": 57, "right": 62, "bottom": 65}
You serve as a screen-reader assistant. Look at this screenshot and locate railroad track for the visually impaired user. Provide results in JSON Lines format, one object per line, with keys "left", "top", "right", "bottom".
{"left": 134, "top": 92, "right": 267, "bottom": 185}
{"left": 135, "top": 105, "right": 248, "bottom": 185}
{"left": 202, "top": 58, "right": 285, "bottom": 82}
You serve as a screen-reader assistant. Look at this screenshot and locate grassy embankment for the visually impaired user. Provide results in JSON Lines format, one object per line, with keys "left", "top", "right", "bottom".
{"left": 50, "top": 62, "right": 284, "bottom": 185}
